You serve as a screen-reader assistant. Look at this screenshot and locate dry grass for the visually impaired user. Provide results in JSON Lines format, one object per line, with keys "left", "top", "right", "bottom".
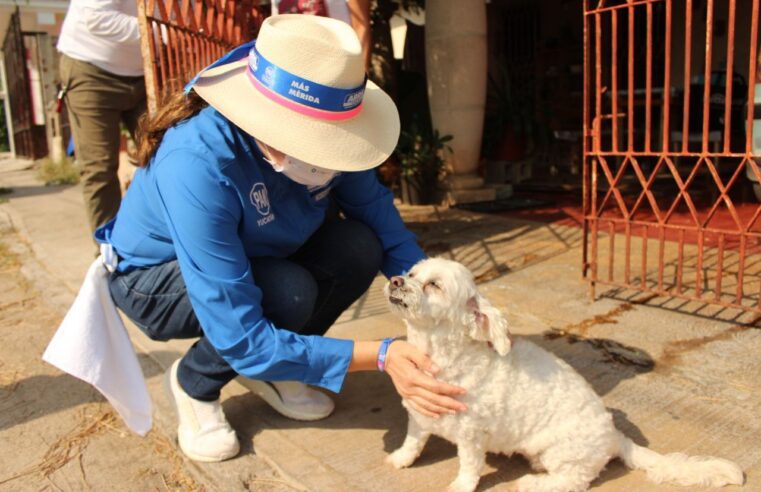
{"left": 36, "top": 157, "right": 80, "bottom": 186}
{"left": 0, "top": 367, "right": 20, "bottom": 402}
{"left": 0, "top": 187, "right": 11, "bottom": 204}
{"left": 0, "top": 238, "right": 19, "bottom": 270}
{"left": 147, "top": 431, "right": 203, "bottom": 491}
{"left": 0, "top": 407, "right": 116, "bottom": 486}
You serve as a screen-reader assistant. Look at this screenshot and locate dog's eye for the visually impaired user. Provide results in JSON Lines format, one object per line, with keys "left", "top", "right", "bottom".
{"left": 424, "top": 281, "right": 440, "bottom": 290}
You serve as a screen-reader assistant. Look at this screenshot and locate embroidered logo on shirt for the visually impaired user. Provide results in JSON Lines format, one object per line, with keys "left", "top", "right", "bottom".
{"left": 250, "top": 183, "right": 270, "bottom": 216}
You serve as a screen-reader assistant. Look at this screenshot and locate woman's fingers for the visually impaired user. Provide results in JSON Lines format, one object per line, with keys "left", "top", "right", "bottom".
{"left": 406, "top": 399, "right": 439, "bottom": 419}
{"left": 410, "top": 395, "right": 461, "bottom": 415}
{"left": 407, "top": 396, "right": 454, "bottom": 418}
{"left": 392, "top": 344, "right": 466, "bottom": 395}
{"left": 405, "top": 349, "right": 440, "bottom": 375}
{"left": 385, "top": 340, "right": 467, "bottom": 415}
{"left": 408, "top": 367, "right": 466, "bottom": 397}
{"left": 395, "top": 368, "right": 466, "bottom": 413}
{"left": 410, "top": 386, "right": 467, "bottom": 413}
{"left": 400, "top": 367, "right": 467, "bottom": 396}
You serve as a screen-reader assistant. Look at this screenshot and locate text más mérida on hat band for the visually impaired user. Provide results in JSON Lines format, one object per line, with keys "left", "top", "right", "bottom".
{"left": 185, "top": 40, "right": 367, "bottom": 122}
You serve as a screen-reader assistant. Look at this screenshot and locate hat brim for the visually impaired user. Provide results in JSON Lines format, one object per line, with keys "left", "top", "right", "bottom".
{"left": 192, "top": 60, "right": 400, "bottom": 172}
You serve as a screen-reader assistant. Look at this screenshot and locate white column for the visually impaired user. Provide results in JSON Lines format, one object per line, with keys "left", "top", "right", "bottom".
{"left": 425, "top": 0, "right": 490, "bottom": 201}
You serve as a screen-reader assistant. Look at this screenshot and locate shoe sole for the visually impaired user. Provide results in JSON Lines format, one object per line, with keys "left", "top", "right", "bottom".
{"left": 235, "top": 378, "right": 334, "bottom": 421}
{"left": 164, "top": 361, "right": 239, "bottom": 463}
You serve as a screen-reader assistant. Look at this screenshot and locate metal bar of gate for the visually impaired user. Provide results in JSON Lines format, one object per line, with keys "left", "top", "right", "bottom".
{"left": 583, "top": 0, "right": 761, "bottom": 313}
{"left": 137, "top": 0, "right": 266, "bottom": 113}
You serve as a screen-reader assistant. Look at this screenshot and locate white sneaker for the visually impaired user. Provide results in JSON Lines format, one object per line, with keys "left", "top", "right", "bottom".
{"left": 165, "top": 359, "right": 240, "bottom": 462}
{"left": 236, "top": 378, "right": 335, "bottom": 421}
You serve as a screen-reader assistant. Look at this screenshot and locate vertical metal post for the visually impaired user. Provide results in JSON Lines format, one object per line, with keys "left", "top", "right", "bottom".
{"left": 0, "top": 52, "right": 16, "bottom": 156}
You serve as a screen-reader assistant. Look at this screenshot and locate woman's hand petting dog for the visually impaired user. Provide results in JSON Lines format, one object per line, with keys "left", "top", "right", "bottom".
{"left": 384, "top": 340, "right": 468, "bottom": 418}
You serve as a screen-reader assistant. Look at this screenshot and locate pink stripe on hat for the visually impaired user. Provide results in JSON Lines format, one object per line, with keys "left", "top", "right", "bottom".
{"left": 247, "top": 70, "right": 364, "bottom": 122}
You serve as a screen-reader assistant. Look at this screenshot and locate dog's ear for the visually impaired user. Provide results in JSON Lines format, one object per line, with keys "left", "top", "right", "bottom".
{"left": 465, "top": 295, "right": 512, "bottom": 355}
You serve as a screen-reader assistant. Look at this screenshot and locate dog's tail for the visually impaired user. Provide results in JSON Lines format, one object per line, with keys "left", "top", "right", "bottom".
{"left": 617, "top": 433, "right": 744, "bottom": 487}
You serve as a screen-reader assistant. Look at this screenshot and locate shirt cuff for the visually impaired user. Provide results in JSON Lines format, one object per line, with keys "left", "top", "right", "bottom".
{"left": 304, "top": 336, "right": 355, "bottom": 393}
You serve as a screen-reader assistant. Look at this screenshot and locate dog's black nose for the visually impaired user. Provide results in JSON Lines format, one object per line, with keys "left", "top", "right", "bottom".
{"left": 390, "top": 276, "right": 404, "bottom": 288}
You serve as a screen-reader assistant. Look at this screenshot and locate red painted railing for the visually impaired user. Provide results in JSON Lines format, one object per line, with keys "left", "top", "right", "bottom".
{"left": 583, "top": 0, "right": 761, "bottom": 314}
{"left": 137, "top": 0, "right": 267, "bottom": 113}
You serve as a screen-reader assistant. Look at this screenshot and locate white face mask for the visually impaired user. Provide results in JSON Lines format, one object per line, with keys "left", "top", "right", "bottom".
{"left": 259, "top": 141, "right": 337, "bottom": 187}
{"left": 278, "top": 155, "right": 337, "bottom": 187}
{"left": 257, "top": 140, "right": 338, "bottom": 187}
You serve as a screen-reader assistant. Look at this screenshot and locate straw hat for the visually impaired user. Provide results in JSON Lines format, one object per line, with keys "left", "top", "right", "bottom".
{"left": 191, "top": 14, "right": 400, "bottom": 172}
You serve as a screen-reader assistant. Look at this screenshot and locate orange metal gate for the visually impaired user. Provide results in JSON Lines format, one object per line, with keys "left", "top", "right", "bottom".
{"left": 583, "top": 0, "right": 761, "bottom": 313}
{"left": 3, "top": 9, "right": 47, "bottom": 159}
{"left": 137, "top": 0, "right": 268, "bottom": 113}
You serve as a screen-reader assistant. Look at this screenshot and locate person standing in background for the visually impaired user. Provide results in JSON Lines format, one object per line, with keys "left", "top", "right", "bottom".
{"left": 57, "top": 0, "right": 146, "bottom": 237}
{"left": 272, "top": 0, "right": 372, "bottom": 70}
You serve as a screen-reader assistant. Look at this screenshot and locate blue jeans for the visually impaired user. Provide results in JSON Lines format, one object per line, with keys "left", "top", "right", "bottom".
{"left": 109, "top": 219, "right": 383, "bottom": 401}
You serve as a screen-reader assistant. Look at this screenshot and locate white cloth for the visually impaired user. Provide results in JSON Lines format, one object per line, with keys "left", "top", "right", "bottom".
{"left": 43, "top": 252, "right": 152, "bottom": 435}
{"left": 57, "top": 0, "right": 144, "bottom": 76}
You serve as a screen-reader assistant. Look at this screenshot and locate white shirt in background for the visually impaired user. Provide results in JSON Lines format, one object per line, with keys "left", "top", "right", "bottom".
{"left": 271, "top": 0, "right": 352, "bottom": 25}
{"left": 324, "top": 0, "right": 352, "bottom": 24}
{"left": 57, "top": 0, "right": 144, "bottom": 77}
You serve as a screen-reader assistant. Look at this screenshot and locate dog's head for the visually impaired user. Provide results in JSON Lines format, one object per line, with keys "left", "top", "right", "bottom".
{"left": 384, "top": 258, "right": 512, "bottom": 355}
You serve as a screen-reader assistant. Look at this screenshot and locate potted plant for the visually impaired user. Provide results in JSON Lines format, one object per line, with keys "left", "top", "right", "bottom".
{"left": 481, "top": 61, "right": 535, "bottom": 162}
{"left": 395, "top": 125, "right": 452, "bottom": 205}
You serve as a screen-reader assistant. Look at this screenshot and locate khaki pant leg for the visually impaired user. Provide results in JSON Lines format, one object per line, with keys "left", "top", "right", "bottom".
{"left": 121, "top": 78, "right": 147, "bottom": 139}
{"left": 121, "top": 80, "right": 147, "bottom": 170}
{"left": 60, "top": 55, "right": 143, "bottom": 235}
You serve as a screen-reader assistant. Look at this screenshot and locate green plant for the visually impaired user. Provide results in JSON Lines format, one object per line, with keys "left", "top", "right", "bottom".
{"left": 395, "top": 125, "right": 452, "bottom": 204}
{"left": 36, "top": 157, "right": 80, "bottom": 186}
{"left": 0, "top": 106, "right": 9, "bottom": 152}
{"left": 482, "top": 61, "right": 536, "bottom": 159}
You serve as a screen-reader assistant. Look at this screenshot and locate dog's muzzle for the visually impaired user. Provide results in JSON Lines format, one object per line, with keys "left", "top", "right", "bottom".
{"left": 387, "top": 276, "right": 409, "bottom": 308}
{"left": 388, "top": 296, "right": 406, "bottom": 307}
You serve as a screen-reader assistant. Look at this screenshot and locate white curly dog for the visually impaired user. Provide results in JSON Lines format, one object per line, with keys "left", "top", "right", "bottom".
{"left": 384, "top": 257, "right": 743, "bottom": 492}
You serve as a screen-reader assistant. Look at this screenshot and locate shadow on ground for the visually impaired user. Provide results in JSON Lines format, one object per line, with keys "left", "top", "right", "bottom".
{"left": 603, "top": 286, "right": 761, "bottom": 326}
{"left": 0, "top": 352, "right": 175, "bottom": 432}
{"left": 405, "top": 214, "right": 583, "bottom": 287}
{"left": 2, "top": 183, "right": 76, "bottom": 201}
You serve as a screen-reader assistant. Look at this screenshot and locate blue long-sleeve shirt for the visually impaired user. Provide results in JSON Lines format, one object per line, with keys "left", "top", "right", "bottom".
{"left": 98, "top": 107, "right": 425, "bottom": 393}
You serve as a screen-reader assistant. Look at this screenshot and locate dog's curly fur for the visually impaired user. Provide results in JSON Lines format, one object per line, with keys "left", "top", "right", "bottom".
{"left": 384, "top": 258, "right": 744, "bottom": 492}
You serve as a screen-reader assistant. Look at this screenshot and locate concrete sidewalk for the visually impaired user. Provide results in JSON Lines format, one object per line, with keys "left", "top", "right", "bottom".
{"left": 1, "top": 155, "right": 760, "bottom": 491}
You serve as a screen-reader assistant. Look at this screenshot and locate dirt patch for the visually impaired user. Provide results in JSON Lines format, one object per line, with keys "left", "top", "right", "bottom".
{"left": 544, "top": 329, "right": 654, "bottom": 369}
{"left": 475, "top": 264, "right": 511, "bottom": 284}
{"left": 542, "top": 303, "right": 655, "bottom": 369}
{"left": 656, "top": 325, "right": 751, "bottom": 372}
{"left": 521, "top": 253, "right": 540, "bottom": 266}
{"left": 556, "top": 303, "right": 635, "bottom": 338}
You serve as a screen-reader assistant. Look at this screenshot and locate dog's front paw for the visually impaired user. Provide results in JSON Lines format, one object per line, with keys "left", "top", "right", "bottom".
{"left": 386, "top": 449, "right": 417, "bottom": 469}
{"left": 514, "top": 474, "right": 562, "bottom": 492}
{"left": 447, "top": 476, "right": 479, "bottom": 492}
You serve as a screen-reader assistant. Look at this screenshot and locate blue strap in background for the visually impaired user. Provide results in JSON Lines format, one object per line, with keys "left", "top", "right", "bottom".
{"left": 184, "top": 40, "right": 256, "bottom": 94}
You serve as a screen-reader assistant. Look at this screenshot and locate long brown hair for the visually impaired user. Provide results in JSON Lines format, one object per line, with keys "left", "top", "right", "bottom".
{"left": 135, "top": 90, "right": 208, "bottom": 167}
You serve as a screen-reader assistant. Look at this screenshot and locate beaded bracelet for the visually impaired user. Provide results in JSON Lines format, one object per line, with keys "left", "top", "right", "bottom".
{"left": 376, "top": 337, "right": 398, "bottom": 372}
